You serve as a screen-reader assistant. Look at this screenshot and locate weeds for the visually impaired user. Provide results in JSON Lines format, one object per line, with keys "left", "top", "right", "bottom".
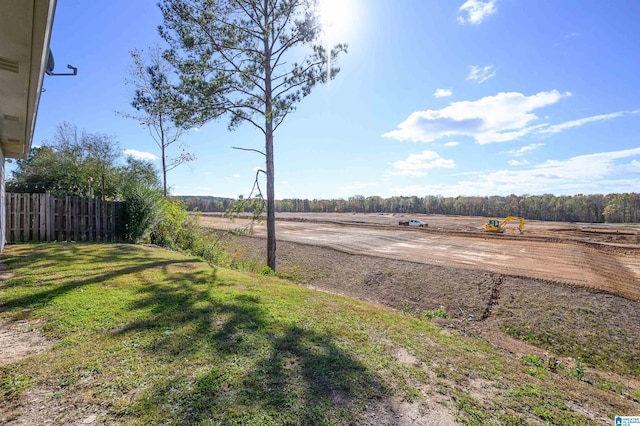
{"left": 274, "top": 265, "right": 320, "bottom": 284}
{"left": 421, "top": 307, "right": 449, "bottom": 320}
{"left": 572, "top": 357, "right": 587, "bottom": 382}
{"left": 545, "top": 355, "right": 561, "bottom": 373}
{"left": 521, "top": 354, "right": 544, "bottom": 368}
{"left": 522, "top": 353, "right": 595, "bottom": 385}
{"left": 0, "top": 373, "right": 32, "bottom": 400}
{"left": 259, "top": 265, "right": 275, "bottom": 276}
{"left": 453, "top": 392, "right": 488, "bottom": 425}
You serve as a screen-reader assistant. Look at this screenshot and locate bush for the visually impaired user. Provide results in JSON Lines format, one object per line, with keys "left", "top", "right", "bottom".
{"left": 152, "top": 199, "right": 189, "bottom": 249}
{"left": 259, "top": 266, "right": 275, "bottom": 276}
{"left": 122, "top": 183, "right": 164, "bottom": 242}
{"left": 150, "top": 200, "right": 229, "bottom": 266}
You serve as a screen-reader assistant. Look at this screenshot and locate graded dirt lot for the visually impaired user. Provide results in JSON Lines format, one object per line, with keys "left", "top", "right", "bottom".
{"left": 202, "top": 212, "right": 640, "bottom": 301}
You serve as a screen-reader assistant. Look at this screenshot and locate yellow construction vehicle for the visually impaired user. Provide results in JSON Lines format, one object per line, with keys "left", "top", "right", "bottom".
{"left": 484, "top": 216, "right": 524, "bottom": 233}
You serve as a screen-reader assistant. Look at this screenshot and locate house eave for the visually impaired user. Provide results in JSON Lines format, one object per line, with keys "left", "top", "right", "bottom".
{"left": 0, "top": 0, "right": 57, "bottom": 159}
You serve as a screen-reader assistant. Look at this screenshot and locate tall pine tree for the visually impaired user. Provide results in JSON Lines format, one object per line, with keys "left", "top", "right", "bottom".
{"left": 159, "top": 0, "right": 347, "bottom": 270}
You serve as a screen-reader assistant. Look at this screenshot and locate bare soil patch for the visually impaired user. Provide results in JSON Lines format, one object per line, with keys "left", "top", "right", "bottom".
{"left": 203, "top": 212, "right": 640, "bottom": 301}
{"left": 0, "top": 318, "right": 52, "bottom": 367}
{"left": 0, "top": 265, "right": 53, "bottom": 369}
{"left": 0, "top": 319, "right": 61, "bottom": 425}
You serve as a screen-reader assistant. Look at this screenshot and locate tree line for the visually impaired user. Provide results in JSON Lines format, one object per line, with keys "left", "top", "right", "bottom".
{"left": 8, "top": 122, "right": 158, "bottom": 199}
{"left": 179, "top": 193, "right": 640, "bottom": 224}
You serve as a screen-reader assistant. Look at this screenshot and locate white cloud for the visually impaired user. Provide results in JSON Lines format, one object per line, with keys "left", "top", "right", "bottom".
{"left": 123, "top": 149, "right": 157, "bottom": 161}
{"left": 385, "top": 150, "right": 455, "bottom": 177}
{"left": 565, "top": 32, "right": 580, "bottom": 39}
{"left": 629, "top": 160, "right": 640, "bottom": 172}
{"left": 507, "top": 143, "right": 544, "bottom": 157}
{"left": 539, "top": 111, "right": 638, "bottom": 135}
{"left": 383, "top": 90, "right": 569, "bottom": 144}
{"left": 451, "top": 171, "right": 481, "bottom": 177}
{"left": 466, "top": 65, "right": 496, "bottom": 83}
{"left": 520, "top": 147, "right": 640, "bottom": 180}
{"left": 337, "top": 182, "right": 377, "bottom": 192}
{"left": 508, "top": 159, "right": 529, "bottom": 166}
{"left": 434, "top": 88, "right": 453, "bottom": 98}
{"left": 457, "top": 0, "right": 497, "bottom": 25}
{"left": 394, "top": 147, "right": 640, "bottom": 196}
{"left": 223, "top": 173, "right": 242, "bottom": 181}
{"left": 444, "top": 141, "right": 460, "bottom": 147}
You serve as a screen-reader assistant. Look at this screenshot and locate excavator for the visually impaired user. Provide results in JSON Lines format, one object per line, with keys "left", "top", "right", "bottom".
{"left": 484, "top": 216, "right": 524, "bottom": 233}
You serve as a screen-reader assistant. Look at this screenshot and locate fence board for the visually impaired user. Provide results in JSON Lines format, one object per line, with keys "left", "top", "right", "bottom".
{"left": 88, "top": 199, "right": 94, "bottom": 241}
{"left": 5, "top": 193, "right": 125, "bottom": 243}
{"left": 39, "top": 194, "right": 46, "bottom": 241}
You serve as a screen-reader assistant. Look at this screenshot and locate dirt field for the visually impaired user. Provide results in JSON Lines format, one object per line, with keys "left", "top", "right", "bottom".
{"left": 202, "top": 212, "right": 640, "bottom": 379}
{"left": 202, "top": 213, "right": 640, "bottom": 301}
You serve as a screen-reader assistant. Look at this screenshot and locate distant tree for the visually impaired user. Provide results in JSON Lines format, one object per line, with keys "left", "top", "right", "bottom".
{"left": 7, "top": 122, "right": 160, "bottom": 198}
{"left": 117, "top": 156, "right": 162, "bottom": 194}
{"left": 159, "top": 0, "right": 347, "bottom": 270}
{"left": 119, "top": 47, "right": 193, "bottom": 197}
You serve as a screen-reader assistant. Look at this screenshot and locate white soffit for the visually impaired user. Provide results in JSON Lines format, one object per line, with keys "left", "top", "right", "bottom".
{"left": 0, "top": 0, "right": 57, "bottom": 159}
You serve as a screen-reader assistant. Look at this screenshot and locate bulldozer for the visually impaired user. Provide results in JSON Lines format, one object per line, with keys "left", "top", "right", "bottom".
{"left": 484, "top": 216, "right": 524, "bottom": 233}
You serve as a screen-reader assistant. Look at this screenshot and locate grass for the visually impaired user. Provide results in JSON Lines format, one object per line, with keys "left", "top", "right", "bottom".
{"left": 0, "top": 243, "right": 638, "bottom": 424}
{"left": 0, "top": 372, "right": 32, "bottom": 400}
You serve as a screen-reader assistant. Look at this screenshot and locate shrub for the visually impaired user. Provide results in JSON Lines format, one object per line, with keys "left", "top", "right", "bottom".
{"left": 259, "top": 265, "right": 275, "bottom": 276}
{"left": 150, "top": 200, "right": 229, "bottom": 266}
{"left": 122, "top": 183, "right": 164, "bottom": 242}
{"left": 152, "top": 198, "right": 189, "bottom": 249}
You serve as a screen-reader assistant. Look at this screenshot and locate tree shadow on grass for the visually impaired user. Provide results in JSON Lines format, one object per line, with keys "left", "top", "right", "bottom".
{"left": 1, "top": 243, "right": 392, "bottom": 423}
{"left": 244, "top": 325, "right": 390, "bottom": 425}
{"left": 121, "top": 280, "right": 390, "bottom": 424}
{"left": 0, "top": 244, "right": 197, "bottom": 313}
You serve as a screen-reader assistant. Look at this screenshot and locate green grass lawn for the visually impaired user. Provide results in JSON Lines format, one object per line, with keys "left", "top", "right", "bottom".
{"left": 0, "top": 243, "right": 637, "bottom": 425}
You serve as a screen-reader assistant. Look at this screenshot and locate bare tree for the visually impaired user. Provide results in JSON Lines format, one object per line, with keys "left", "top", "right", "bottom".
{"left": 119, "top": 47, "right": 194, "bottom": 197}
{"left": 159, "top": 0, "right": 347, "bottom": 270}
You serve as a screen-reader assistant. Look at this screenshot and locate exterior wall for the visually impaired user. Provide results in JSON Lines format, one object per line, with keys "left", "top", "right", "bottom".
{"left": 0, "top": 152, "right": 5, "bottom": 253}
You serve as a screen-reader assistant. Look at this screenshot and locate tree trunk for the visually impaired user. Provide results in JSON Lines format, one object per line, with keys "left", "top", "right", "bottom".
{"left": 264, "top": 0, "right": 276, "bottom": 271}
{"left": 162, "top": 145, "right": 167, "bottom": 197}
{"left": 266, "top": 128, "right": 276, "bottom": 271}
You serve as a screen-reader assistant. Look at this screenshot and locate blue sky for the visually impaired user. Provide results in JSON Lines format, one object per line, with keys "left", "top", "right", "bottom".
{"left": 25, "top": 0, "right": 640, "bottom": 199}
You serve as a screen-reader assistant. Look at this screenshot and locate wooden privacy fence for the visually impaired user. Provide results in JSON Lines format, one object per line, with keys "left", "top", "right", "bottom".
{"left": 6, "top": 193, "right": 126, "bottom": 243}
